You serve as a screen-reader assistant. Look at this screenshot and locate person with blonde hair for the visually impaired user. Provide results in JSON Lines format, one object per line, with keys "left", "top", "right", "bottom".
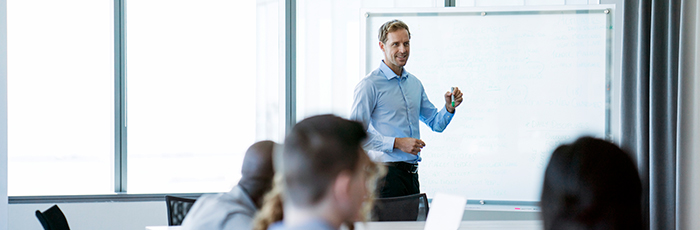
{"left": 254, "top": 115, "right": 384, "bottom": 230}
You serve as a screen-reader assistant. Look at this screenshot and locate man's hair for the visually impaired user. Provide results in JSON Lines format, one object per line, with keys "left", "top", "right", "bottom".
{"left": 378, "top": 19, "right": 411, "bottom": 44}
{"left": 540, "top": 137, "right": 642, "bottom": 230}
{"left": 282, "top": 114, "right": 367, "bottom": 207}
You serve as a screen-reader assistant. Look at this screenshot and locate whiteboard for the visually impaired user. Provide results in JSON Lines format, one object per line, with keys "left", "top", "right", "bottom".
{"left": 362, "top": 6, "right": 612, "bottom": 202}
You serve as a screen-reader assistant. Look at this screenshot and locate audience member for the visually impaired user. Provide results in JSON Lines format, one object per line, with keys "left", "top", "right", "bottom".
{"left": 181, "top": 140, "right": 277, "bottom": 230}
{"left": 253, "top": 115, "right": 384, "bottom": 230}
{"left": 541, "top": 137, "right": 642, "bottom": 230}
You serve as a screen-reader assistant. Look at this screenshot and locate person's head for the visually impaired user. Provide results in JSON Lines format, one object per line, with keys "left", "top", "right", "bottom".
{"left": 282, "top": 114, "right": 374, "bottom": 226}
{"left": 252, "top": 135, "right": 385, "bottom": 230}
{"left": 378, "top": 20, "right": 411, "bottom": 72}
{"left": 540, "top": 137, "right": 642, "bottom": 230}
{"left": 238, "top": 140, "right": 277, "bottom": 208}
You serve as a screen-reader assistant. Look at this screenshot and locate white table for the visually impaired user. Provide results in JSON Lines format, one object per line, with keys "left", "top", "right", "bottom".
{"left": 145, "top": 226, "right": 181, "bottom": 230}
{"left": 147, "top": 220, "right": 542, "bottom": 230}
{"left": 354, "top": 221, "right": 542, "bottom": 230}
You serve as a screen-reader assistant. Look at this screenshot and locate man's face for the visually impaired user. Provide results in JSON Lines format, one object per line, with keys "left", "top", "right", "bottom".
{"left": 380, "top": 29, "right": 410, "bottom": 70}
{"left": 343, "top": 150, "right": 372, "bottom": 222}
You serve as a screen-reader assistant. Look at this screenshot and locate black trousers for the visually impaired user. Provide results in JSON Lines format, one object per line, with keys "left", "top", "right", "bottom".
{"left": 379, "top": 163, "right": 419, "bottom": 198}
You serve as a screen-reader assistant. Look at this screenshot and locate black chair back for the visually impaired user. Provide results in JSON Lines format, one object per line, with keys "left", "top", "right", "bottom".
{"left": 372, "top": 193, "right": 429, "bottom": 221}
{"left": 35, "top": 205, "right": 70, "bottom": 230}
{"left": 165, "top": 195, "right": 197, "bottom": 226}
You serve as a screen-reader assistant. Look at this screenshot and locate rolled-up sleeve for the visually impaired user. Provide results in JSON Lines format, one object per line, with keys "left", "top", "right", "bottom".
{"left": 418, "top": 88, "right": 454, "bottom": 133}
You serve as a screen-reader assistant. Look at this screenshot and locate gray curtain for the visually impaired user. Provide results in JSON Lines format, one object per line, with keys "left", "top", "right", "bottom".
{"left": 677, "top": 1, "right": 700, "bottom": 230}
{"left": 676, "top": 1, "right": 700, "bottom": 230}
{"left": 621, "top": 0, "right": 698, "bottom": 229}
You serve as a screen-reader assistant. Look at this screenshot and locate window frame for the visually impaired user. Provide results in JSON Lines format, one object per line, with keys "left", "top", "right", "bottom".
{"left": 115, "top": 0, "right": 127, "bottom": 194}
{"left": 9, "top": 0, "right": 452, "bottom": 203}
{"left": 7, "top": 0, "right": 294, "bottom": 202}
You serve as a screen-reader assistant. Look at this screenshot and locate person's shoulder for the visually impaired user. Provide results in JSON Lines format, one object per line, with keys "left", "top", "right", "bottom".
{"left": 363, "top": 68, "right": 386, "bottom": 83}
{"left": 179, "top": 194, "right": 227, "bottom": 230}
{"left": 182, "top": 193, "right": 227, "bottom": 217}
{"left": 181, "top": 191, "right": 256, "bottom": 230}
{"left": 404, "top": 70, "right": 421, "bottom": 82}
{"left": 406, "top": 70, "right": 427, "bottom": 87}
{"left": 218, "top": 188, "right": 257, "bottom": 213}
{"left": 187, "top": 193, "right": 222, "bottom": 210}
{"left": 356, "top": 71, "right": 383, "bottom": 91}
{"left": 195, "top": 190, "right": 256, "bottom": 215}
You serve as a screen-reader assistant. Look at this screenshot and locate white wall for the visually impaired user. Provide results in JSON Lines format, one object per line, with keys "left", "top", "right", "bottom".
{"left": 9, "top": 202, "right": 166, "bottom": 230}
{"left": 1, "top": 0, "right": 9, "bottom": 228}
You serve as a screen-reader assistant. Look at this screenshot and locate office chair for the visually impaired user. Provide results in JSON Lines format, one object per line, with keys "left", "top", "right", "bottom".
{"left": 165, "top": 195, "right": 197, "bottom": 226}
{"left": 372, "top": 193, "right": 429, "bottom": 221}
{"left": 35, "top": 204, "right": 71, "bottom": 230}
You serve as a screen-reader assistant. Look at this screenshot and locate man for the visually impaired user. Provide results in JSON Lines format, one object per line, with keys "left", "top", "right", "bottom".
{"left": 267, "top": 115, "right": 376, "bottom": 230}
{"left": 350, "top": 19, "right": 463, "bottom": 198}
{"left": 181, "top": 140, "right": 277, "bottom": 230}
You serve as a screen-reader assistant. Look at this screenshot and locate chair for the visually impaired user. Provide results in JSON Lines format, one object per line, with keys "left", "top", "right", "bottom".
{"left": 165, "top": 195, "right": 197, "bottom": 226}
{"left": 35, "top": 205, "right": 70, "bottom": 230}
{"left": 372, "top": 193, "right": 429, "bottom": 221}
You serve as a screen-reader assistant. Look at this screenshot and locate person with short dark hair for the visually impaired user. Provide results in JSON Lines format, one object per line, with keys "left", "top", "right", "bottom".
{"left": 181, "top": 140, "right": 278, "bottom": 230}
{"left": 540, "top": 137, "right": 642, "bottom": 230}
{"left": 350, "top": 19, "right": 464, "bottom": 198}
{"left": 264, "top": 114, "right": 382, "bottom": 230}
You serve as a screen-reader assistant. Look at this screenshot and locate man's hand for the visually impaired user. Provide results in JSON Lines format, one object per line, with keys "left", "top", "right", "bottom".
{"left": 394, "top": 137, "right": 426, "bottom": 155}
{"left": 445, "top": 86, "right": 463, "bottom": 113}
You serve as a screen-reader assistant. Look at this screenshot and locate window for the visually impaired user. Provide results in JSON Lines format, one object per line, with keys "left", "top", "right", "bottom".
{"left": 9, "top": 0, "right": 450, "bottom": 196}
{"left": 126, "top": 0, "right": 282, "bottom": 193}
{"left": 8, "top": 0, "right": 283, "bottom": 196}
{"left": 7, "top": 0, "right": 114, "bottom": 196}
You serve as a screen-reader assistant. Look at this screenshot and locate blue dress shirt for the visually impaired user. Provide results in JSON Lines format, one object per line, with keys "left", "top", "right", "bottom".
{"left": 350, "top": 61, "right": 454, "bottom": 163}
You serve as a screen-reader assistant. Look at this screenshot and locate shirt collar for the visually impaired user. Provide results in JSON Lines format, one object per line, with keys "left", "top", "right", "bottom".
{"left": 379, "top": 60, "right": 408, "bottom": 80}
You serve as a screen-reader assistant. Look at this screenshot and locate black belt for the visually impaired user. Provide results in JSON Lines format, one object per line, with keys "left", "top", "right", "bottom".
{"left": 385, "top": 162, "right": 418, "bottom": 174}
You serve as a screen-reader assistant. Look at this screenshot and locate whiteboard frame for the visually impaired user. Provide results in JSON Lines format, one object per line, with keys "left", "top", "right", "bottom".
{"left": 360, "top": 5, "right": 614, "bottom": 210}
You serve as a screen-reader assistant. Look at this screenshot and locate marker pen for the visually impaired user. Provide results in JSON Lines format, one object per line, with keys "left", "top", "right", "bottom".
{"left": 451, "top": 87, "right": 455, "bottom": 107}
